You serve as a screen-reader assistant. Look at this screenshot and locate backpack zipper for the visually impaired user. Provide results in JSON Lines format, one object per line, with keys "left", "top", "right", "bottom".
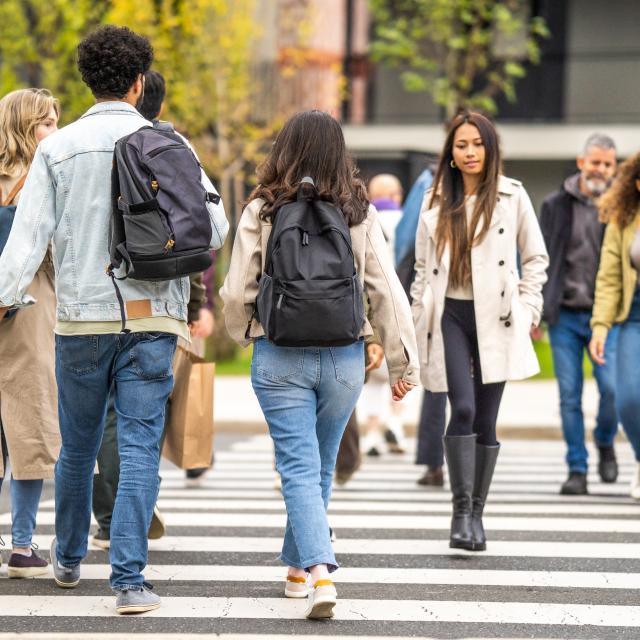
{"left": 277, "top": 293, "right": 284, "bottom": 309}
{"left": 147, "top": 143, "right": 185, "bottom": 158}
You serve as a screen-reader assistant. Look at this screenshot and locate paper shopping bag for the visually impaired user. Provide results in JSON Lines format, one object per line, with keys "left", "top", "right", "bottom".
{"left": 163, "top": 345, "right": 215, "bottom": 469}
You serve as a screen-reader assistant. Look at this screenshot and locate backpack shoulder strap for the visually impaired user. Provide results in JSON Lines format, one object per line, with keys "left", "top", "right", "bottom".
{"left": 0, "top": 175, "right": 27, "bottom": 206}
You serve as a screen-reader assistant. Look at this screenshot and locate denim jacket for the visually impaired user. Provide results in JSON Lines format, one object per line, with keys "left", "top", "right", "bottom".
{"left": 0, "top": 101, "right": 228, "bottom": 323}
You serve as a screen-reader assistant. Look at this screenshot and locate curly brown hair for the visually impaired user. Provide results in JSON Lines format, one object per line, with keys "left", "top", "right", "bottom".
{"left": 598, "top": 152, "right": 640, "bottom": 227}
{"left": 248, "top": 110, "right": 369, "bottom": 227}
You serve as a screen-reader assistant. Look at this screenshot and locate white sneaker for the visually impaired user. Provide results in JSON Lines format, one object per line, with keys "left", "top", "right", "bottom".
{"left": 631, "top": 463, "right": 640, "bottom": 500}
{"left": 284, "top": 574, "right": 310, "bottom": 598}
{"left": 304, "top": 579, "right": 337, "bottom": 619}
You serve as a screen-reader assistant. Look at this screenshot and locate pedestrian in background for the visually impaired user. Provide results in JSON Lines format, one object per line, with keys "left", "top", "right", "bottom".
{"left": 395, "top": 168, "right": 448, "bottom": 487}
{"left": 359, "top": 173, "right": 408, "bottom": 455}
{"left": 0, "top": 26, "right": 227, "bottom": 613}
{"left": 590, "top": 151, "right": 640, "bottom": 500}
{"left": 221, "top": 110, "right": 419, "bottom": 619}
{"left": 411, "top": 111, "right": 548, "bottom": 552}
{"left": 0, "top": 88, "right": 60, "bottom": 578}
{"left": 540, "top": 134, "right": 619, "bottom": 496}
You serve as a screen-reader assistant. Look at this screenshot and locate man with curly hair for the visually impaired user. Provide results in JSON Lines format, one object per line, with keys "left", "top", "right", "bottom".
{"left": 0, "top": 26, "right": 228, "bottom": 613}
{"left": 539, "top": 133, "right": 618, "bottom": 496}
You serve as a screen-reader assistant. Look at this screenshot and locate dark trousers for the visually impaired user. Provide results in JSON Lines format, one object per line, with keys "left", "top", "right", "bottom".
{"left": 335, "top": 410, "right": 361, "bottom": 475}
{"left": 415, "top": 390, "right": 447, "bottom": 466}
{"left": 92, "top": 392, "right": 169, "bottom": 533}
{"left": 441, "top": 298, "right": 504, "bottom": 446}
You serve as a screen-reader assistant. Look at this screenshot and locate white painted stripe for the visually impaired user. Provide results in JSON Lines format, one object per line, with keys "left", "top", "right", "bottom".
{"left": 155, "top": 488, "right": 636, "bottom": 504}
{"left": 0, "top": 636, "right": 461, "bottom": 640}
{"left": 29, "top": 534, "right": 640, "bottom": 559}
{"left": 157, "top": 478, "right": 633, "bottom": 494}
{"left": 11, "top": 511, "right": 640, "bottom": 532}
{"left": 0, "top": 596, "right": 638, "bottom": 625}
{"left": 2, "top": 563, "right": 637, "bottom": 590}
{"left": 140, "top": 498, "right": 640, "bottom": 516}
{"left": 160, "top": 469, "right": 634, "bottom": 482}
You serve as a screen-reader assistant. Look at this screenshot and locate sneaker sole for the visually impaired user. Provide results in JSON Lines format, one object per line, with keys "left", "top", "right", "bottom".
{"left": 54, "top": 575, "right": 80, "bottom": 589}
{"left": 306, "top": 598, "right": 336, "bottom": 619}
{"left": 284, "top": 588, "right": 309, "bottom": 598}
{"left": 8, "top": 565, "right": 49, "bottom": 578}
{"left": 90, "top": 537, "right": 110, "bottom": 550}
{"left": 116, "top": 602, "right": 161, "bottom": 615}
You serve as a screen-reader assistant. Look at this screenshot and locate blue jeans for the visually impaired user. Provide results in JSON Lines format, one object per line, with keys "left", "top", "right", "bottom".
{"left": 251, "top": 338, "right": 364, "bottom": 572}
{"left": 549, "top": 308, "right": 618, "bottom": 473}
{"left": 0, "top": 427, "right": 43, "bottom": 547}
{"left": 54, "top": 332, "right": 176, "bottom": 591}
{"left": 615, "top": 289, "right": 640, "bottom": 462}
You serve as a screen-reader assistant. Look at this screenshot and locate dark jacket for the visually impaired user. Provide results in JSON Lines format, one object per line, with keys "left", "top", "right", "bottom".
{"left": 539, "top": 182, "right": 606, "bottom": 325}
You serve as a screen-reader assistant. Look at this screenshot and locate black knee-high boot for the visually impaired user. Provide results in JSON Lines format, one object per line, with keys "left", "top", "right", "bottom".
{"left": 470, "top": 442, "right": 500, "bottom": 551}
{"left": 443, "top": 434, "right": 476, "bottom": 550}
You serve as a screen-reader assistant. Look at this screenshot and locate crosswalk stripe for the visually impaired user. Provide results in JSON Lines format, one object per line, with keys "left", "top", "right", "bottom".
{"left": 27, "top": 534, "right": 640, "bottom": 559}
{"left": 2, "top": 563, "right": 638, "bottom": 589}
{"left": 1, "top": 595, "right": 639, "bottom": 625}
{"left": 8, "top": 511, "right": 640, "bottom": 532}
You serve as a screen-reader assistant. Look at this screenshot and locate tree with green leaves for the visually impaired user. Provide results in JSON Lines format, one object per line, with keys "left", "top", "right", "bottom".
{"left": 368, "top": 0, "right": 550, "bottom": 119}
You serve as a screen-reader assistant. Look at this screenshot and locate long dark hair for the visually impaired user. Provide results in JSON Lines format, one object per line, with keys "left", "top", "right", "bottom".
{"left": 430, "top": 111, "right": 502, "bottom": 288}
{"left": 249, "top": 110, "right": 369, "bottom": 226}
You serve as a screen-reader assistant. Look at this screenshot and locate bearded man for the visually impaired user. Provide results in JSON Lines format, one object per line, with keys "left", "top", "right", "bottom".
{"left": 539, "top": 133, "right": 619, "bottom": 495}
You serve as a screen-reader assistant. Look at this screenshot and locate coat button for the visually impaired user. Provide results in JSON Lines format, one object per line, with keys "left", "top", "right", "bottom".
{"left": 501, "top": 291, "right": 505, "bottom": 297}
{"left": 427, "top": 332, "right": 432, "bottom": 339}
{"left": 499, "top": 260, "right": 505, "bottom": 266}
{"left": 505, "top": 321, "right": 511, "bottom": 327}
{"left": 499, "top": 228, "right": 504, "bottom": 234}
{"left": 497, "top": 197, "right": 501, "bottom": 202}
{"left": 433, "top": 268, "right": 438, "bottom": 275}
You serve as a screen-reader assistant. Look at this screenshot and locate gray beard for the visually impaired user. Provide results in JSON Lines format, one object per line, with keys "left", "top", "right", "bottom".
{"left": 584, "top": 178, "right": 609, "bottom": 197}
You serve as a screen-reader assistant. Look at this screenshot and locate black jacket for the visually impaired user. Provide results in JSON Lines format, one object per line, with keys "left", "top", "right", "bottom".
{"left": 539, "top": 184, "right": 606, "bottom": 325}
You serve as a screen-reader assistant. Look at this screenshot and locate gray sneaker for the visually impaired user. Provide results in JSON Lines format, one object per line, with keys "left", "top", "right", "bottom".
{"left": 116, "top": 585, "right": 161, "bottom": 614}
{"left": 49, "top": 537, "right": 80, "bottom": 588}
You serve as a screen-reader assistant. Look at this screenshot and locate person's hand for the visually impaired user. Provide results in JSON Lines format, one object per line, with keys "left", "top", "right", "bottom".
{"left": 189, "top": 308, "right": 215, "bottom": 338}
{"left": 365, "top": 343, "right": 384, "bottom": 373}
{"left": 391, "top": 379, "right": 414, "bottom": 402}
{"left": 530, "top": 325, "right": 544, "bottom": 341}
{"left": 589, "top": 334, "right": 606, "bottom": 366}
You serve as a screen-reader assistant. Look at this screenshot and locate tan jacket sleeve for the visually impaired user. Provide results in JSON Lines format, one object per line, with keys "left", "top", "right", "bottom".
{"left": 220, "top": 201, "right": 263, "bottom": 348}
{"left": 364, "top": 207, "right": 420, "bottom": 386}
{"left": 516, "top": 187, "right": 549, "bottom": 327}
{"left": 591, "top": 222, "right": 623, "bottom": 340}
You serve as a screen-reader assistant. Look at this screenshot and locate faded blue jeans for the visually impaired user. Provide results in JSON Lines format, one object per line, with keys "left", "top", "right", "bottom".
{"left": 251, "top": 337, "right": 364, "bottom": 572}
{"left": 54, "top": 332, "right": 176, "bottom": 591}
{"left": 0, "top": 426, "right": 43, "bottom": 548}
{"left": 615, "top": 288, "right": 640, "bottom": 462}
{"left": 549, "top": 308, "right": 618, "bottom": 473}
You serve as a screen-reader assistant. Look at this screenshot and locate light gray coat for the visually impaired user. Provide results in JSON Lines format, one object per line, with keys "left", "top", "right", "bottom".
{"left": 411, "top": 176, "right": 549, "bottom": 392}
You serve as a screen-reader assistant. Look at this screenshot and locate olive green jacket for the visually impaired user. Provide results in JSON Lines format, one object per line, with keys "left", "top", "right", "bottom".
{"left": 591, "top": 213, "right": 640, "bottom": 340}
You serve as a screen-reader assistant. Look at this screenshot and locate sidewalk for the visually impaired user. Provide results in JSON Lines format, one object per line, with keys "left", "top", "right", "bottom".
{"left": 214, "top": 376, "right": 602, "bottom": 440}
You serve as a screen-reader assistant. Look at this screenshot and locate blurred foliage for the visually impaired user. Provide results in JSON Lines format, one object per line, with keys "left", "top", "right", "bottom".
{"left": 368, "top": 0, "right": 550, "bottom": 118}
{"left": 0, "top": 0, "right": 107, "bottom": 119}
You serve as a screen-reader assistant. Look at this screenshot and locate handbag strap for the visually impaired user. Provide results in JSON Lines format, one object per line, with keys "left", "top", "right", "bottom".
{"left": 0, "top": 175, "right": 27, "bottom": 207}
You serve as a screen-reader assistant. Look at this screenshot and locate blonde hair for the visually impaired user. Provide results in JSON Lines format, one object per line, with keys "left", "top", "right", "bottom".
{"left": 0, "top": 88, "right": 60, "bottom": 176}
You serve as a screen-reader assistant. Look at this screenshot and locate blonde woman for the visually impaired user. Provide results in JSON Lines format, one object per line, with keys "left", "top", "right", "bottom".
{"left": 590, "top": 152, "right": 640, "bottom": 499}
{"left": 0, "top": 89, "right": 60, "bottom": 576}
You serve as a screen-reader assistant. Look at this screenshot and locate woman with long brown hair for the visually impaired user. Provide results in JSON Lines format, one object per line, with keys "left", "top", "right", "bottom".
{"left": 0, "top": 88, "right": 60, "bottom": 577}
{"left": 590, "top": 152, "right": 640, "bottom": 499}
{"left": 411, "top": 111, "right": 548, "bottom": 551}
{"left": 222, "top": 110, "right": 419, "bottom": 619}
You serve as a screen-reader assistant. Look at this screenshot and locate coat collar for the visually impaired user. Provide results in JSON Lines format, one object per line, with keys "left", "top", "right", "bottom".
{"left": 424, "top": 175, "right": 518, "bottom": 241}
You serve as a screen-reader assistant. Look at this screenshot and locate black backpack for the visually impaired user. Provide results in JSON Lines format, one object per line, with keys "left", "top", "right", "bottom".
{"left": 108, "top": 124, "right": 219, "bottom": 283}
{"left": 256, "top": 177, "right": 365, "bottom": 347}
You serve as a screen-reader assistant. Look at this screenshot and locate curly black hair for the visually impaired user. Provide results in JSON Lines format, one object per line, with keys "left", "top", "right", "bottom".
{"left": 77, "top": 26, "right": 153, "bottom": 99}
{"left": 138, "top": 70, "right": 166, "bottom": 120}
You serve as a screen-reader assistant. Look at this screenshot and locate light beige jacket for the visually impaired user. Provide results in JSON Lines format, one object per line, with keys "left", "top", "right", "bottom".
{"left": 220, "top": 199, "right": 420, "bottom": 386}
{"left": 410, "top": 176, "right": 549, "bottom": 392}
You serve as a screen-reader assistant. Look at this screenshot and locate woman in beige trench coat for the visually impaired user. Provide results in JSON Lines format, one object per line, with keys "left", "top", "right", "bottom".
{"left": 0, "top": 89, "right": 60, "bottom": 577}
{"left": 411, "top": 111, "right": 548, "bottom": 554}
